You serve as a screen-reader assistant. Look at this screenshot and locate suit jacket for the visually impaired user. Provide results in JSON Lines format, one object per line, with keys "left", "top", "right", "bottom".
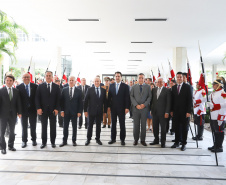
{"left": 84, "top": 87, "right": 107, "bottom": 117}
{"left": 130, "top": 84, "right": 152, "bottom": 111}
{"left": 77, "top": 85, "right": 90, "bottom": 100}
{"left": 108, "top": 82, "right": 130, "bottom": 112}
{"left": 35, "top": 82, "right": 61, "bottom": 113}
{"left": 171, "top": 83, "right": 192, "bottom": 118}
{"left": 61, "top": 86, "right": 83, "bottom": 116}
{"left": 150, "top": 87, "right": 171, "bottom": 116}
{"left": 16, "top": 83, "right": 38, "bottom": 116}
{"left": 0, "top": 87, "right": 22, "bottom": 119}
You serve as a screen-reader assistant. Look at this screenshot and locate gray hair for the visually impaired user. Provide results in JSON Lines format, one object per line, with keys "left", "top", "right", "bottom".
{"left": 94, "top": 77, "right": 101, "bottom": 82}
{"left": 68, "top": 76, "right": 76, "bottom": 80}
{"left": 157, "top": 77, "right": 164, "bottom": 81}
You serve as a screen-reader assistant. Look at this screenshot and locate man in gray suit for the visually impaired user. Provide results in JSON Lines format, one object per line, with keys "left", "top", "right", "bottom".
{"left": 150, "top": 77, "right": 171, "bottom": 148}
{"left": 130, "top": 73, "right": 152, "bottom": 146}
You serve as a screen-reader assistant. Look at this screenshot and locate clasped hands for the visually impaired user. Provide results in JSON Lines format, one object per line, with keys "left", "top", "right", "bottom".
{"left": 136, "top": 104, "right": 145, "bottom": 110}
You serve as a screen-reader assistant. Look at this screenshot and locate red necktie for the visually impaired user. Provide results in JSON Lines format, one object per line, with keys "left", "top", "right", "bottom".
{"left": 177, "top": 84, "right": 180, "bottom": 94}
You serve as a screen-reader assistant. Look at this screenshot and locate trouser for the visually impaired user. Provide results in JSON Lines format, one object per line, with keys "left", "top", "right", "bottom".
{"left": 175, "top": 115, "right": 189, "bottom": 145}
{"left": 210, "top": 120, "right": 225, "bottom": 149}
{"left": 41, "top": 111, "right": 57, "bottom": 145}
{"left": 58, "top": 111, "right": 63, "bottom": 127}
{"left": 152, "top": 113, "right": 167, "bottom": 144}
{"left": 166, "top": 115, "right": 175, "bottom": 133}
{"left": 103, "top": 109, "right": 111, "bottom": 125}
{"left": 194, "top": 114, "right": 205, "bottom": 138}
{"left": 129, "top": 106, "right": 133, "bottom": 118}
{"left": 21, "top": 113, "right": 37, "bottom": 142}
{"left": 79, "top": 103, "right": 88, "bottom": 127}
{"left": 133, "top": 109, "right": 148, "bottom": 142}
{"left": 87, "top": 114, "right": 102, "bottom": 140}
{"left": 0, "top": 116, "right": 17, "bottom": 149}
{"left": 63, "top": 113, "right": 77, "bottom": 143}
{"left": 111, "top": 110, "right": 126, "bottom": 141}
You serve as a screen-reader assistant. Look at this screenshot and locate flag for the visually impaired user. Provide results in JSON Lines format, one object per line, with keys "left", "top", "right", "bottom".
{"left": 187, "top": 58, "right": 193, "bottom": 85}
{"left": 158, "top": 67, "right": 161, "bottom": 78}
{"left": 77, "top": 72, "right": 81, "bottom": 83}
{"left": 168, "top": 59, "right": 175, "bottom": 79}
{"left": 151, "top": 70, "right": 156, "bottom": 82}
{"left": 27, "top": 57, "right": 34, "bottom": 83}
{"left": 62, "top": 74, "right": 67, "bottom": 83}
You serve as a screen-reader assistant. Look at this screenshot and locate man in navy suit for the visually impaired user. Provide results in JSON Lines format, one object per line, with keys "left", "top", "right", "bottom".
{"left": 0, "top": 74, "right": 22, "bottom": 154}
{"left": 35, "top": 71, "right": 61, "bottom": 149}
{"left": 107, "top": 71, "right": 130, "bottom": 145}
{"left": 17, "top": 73, "right": 38, "bottom": 148}
{"left": 84, "top": 77, "right": 107, "bottom": 146}
{"left": 59, "top": 76, "right": 83, "bottom": 147}
{"left": 171, "top": 72, "right": 192, "bottom": 151}
{"left": 77, "top": 78, "right": 90, "bottom": 129}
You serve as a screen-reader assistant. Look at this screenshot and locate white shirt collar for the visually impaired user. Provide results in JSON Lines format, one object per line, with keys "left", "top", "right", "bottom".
{"left": 24, "top": 83, "right": 30, "bottom": 87}
{"left": 46, "top": 82, "right": 52, "bottom": 85}
{"left": 177, "top": 82, "right": 183, "bottom": 86}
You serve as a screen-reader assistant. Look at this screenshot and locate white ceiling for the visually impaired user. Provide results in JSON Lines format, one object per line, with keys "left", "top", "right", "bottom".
{"left": 1, "top": 0, "right": 226, "bottom": 76}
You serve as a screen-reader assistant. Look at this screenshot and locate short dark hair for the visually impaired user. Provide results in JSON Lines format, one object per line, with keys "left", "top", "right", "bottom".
{"left": 182, "top": 72, "right": 187, "bottom": 77}
{"left": 150, "top": 82, "right": 155, "bottom": 87}
{"left": 115, "top": 71, "right": 122, "bottom": 77}
{"left": 5, "top": 74, "right": 15, "bottom": 81}
{"left": 45, "top": 71, "right": 53, "bottom": 75}
{"left": 176, "top": 72, "right": 183, "bottom": 76}
{"left": 138, "top": 73, "right": 145, "bottom": 76}
{"left": 171, "top": 79, "right": 176, "bottom": 83}
{"left": 110, "top": 78, "right": 115, "bottom": 81}
{"left": 147, "top": 78, "right": 152, "bottom": 82}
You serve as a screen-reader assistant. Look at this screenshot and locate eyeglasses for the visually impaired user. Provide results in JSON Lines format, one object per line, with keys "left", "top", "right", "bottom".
{"left": 23, "top": 77, "right": 30, "bottom": 79}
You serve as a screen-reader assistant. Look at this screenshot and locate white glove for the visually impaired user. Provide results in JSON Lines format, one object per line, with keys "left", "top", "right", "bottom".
{"left": 218, "top": 121, "right": 223, "bottom": 126}
{"left": 206, "top": 102, "right": 213, "bottom": 109}
{"left": 193, "top": 99, "right": 196, "bottom": 104}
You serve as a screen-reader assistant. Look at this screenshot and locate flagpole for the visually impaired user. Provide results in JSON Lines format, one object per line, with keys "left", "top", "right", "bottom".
{"left": 199, "top": 41, "right": 218, "bottom": 166}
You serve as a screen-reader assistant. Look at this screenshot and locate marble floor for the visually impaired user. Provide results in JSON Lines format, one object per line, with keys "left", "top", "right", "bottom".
{"left": 0, "top": 115, "right": 226, "bottom": 185}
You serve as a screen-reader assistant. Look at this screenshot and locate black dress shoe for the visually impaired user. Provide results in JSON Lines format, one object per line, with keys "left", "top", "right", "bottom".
{"left": 181, "top": 145, "right": 186, "bottom": 151}
{"left": 59, "top": 143, "right": 67, "bottom": 147}
{"left": 59, "top": 125, "right": 63, "bottom": 128}
{"left": 211, "top": 148, "right": 223, "bottom": 153}
{"left": 108, "top": 140, "right": 116, "bottom": 144}
{"left": 170, "top": 132, "right": 175, "bottom": 135}
{"left": 149, "top": 141, "right": 159, "bottom": 145}
{"left": 22, "top": 142, "right": 27, "bottom": 148}
{"left": 32, "top": 141, "right": 37, "bottom": 146}
{"left": 121, "top": 141, "right": 125, "bottom": 146}
{"left": 52, "top": 144, "right": 56, "bottom": 148}
{"left": 172, "top": 139, "right": 176, "bottom": 142}
{"left": 161, "top": 143, "right": 166, "bottom": 148}
{"left": 133, "top": 140, "right": 138, "bottom": 146}
{"left": 40, "top": 144, "right": 46, "bottom": 149}
{"left": 73, "top": 142, "right": 77, "bottom": 146}
{"left": 102, "top": 125, "right": 106, "bottom": 128}
{"left": 8, "top": 147, "right": 16, "bottom": 151}
{"left": 141, "top": 141, "right": 147, "bottom": 146}
{"left": 85, "top": 140, "right": 90, "bottom": 146}
{"left": 78, "top": 126, "right": 82, "bottom": 129}
{"left": 1, "top": 149, "right": 6, "bottom": 154}
{"left": 171, "top": 143, "right": 179, "bottom": 148}
{"left": 108, "top": 125, "right": 110, "bottom": 128}
{"left": 96, "top": 140, "right": 102, "bottom": 145}
{"left": 208, "top": 146, "right": 214, "bottom": 150}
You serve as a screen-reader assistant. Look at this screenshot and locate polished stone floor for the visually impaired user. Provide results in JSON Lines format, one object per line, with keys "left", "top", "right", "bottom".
{"left": 0, "top": 115, "right": 226, "bottom": 185}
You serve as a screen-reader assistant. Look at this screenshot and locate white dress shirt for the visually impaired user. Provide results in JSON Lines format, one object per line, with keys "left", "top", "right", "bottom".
{"left": 177, "top": 82, "right": 183, "bottom": 93}
{"left": 95, "top": 86, "right": 101, "bottom": 97}
{"left": 69, "top": 86, "right": 75, "bottom": 97}
{"left": 46, "top": 82, "right": 53, "bottom": 92}
{"left": 6, "top": 86, "right": 13, "bottom": 98}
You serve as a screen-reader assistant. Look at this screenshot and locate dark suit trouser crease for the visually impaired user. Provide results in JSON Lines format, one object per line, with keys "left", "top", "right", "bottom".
{"left": 111, "top": 110, "right": 126, "bottom": 141}
{"left": 87, "top": 114, "right": 102, "bottom": 140}
{"left": 175, "top": 115, "right": 189, "bottom": 145}
{"left": 41, "top": 111, "right": 57, "bottom": 145}
{"left": 0, "top": 116, "right": 17, "bottom": 149}
{"left": 21, "top": 113, "right": 37, "bottom": 142}
{"left": 152, "top": 114, "right": 167, "bottom": 143}
{"left": 63, "top": 114, "right": 77, "bottom": 143}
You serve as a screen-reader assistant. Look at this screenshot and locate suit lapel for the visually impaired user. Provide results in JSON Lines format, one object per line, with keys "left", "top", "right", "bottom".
{"left": 3, "top": 87, "right": 10, "bottom": 102}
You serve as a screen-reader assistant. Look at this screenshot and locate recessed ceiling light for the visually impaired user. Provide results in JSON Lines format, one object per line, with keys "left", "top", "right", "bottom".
{"left": 86, "top": 41, "right": 107, "bottom": 43}
{"left": 68, "top": 19, "right": 100, "bottom": 21}
{"left": 128, "top": 60, "right": 142, "bottom": 61}
{"left": 135, "top": 18, "right": 167, "bottom": 21}
{"left": 100, "top": 60, "right": 113, "bottom": 61}
{"left": 129, "top": 52, "right": 146, "bottom": 54}
{"left": 131, "top": 42, "right": 152, "bottom": 44}
{"left": 94, "top": 52, "right": 111, "bottom": 53}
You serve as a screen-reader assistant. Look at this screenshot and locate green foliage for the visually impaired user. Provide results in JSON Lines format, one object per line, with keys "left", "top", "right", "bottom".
{"left": 9, "top": 66, "right": 21, "bottom": 80}
{"left": 35, "top": 68, "right": 45, "bottom": 77}
{"left": 0, "top": 10, "right": 28, "bottom": 64}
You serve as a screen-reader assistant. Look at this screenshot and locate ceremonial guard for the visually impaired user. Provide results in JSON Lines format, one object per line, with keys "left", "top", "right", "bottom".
{"left": 207, "top": 79, "right": 226, "bottom": 153}
{"left": 192, "top": 81, "right": 207, "bottom": 141}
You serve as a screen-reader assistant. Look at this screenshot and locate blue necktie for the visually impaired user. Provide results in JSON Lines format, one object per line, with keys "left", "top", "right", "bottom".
{"left": 96, "top": 88, "right": 99, "bottom": 98}
{"left": 116, "top": 83, "right": 119, "bottom": 95}
{"left": 140, "top": 85, "right": 142, "bottom": 93}
{"left": 26, "top": 84, "right": 29, "bottom": 97}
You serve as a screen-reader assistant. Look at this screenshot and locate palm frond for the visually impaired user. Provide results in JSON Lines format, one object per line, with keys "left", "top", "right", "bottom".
{"left": 0, "top": 10, "right": 6, "bottom": 23}
{"left": 0, "top": 47, "right": 17, "bottom": 63}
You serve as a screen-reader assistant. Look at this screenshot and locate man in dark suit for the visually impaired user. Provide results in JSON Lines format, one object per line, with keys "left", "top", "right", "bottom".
{"left": 84, "top": 77, "right": 107, "bottom": 146}
{"left": 171, "top": 72, "right": 192, "bottom": 151}
{"left": 59, "top": 76, "right": 82, "bottom": 147}
{"left": 77, "top": 78, "right": 90, "bottom": 129}
{"left": 16, "top": 73, "right": 38, "bottom": 148}
{"left": 107, "top": 71, "right": 130, "bottom": 145}
{"left": 150, "top": 77, "right": 171, "bottom": 148}
{"left": 35, "top": 71, "right": 61, "bottom": 149}
{"left": 92, "top": 75, "right": 104, "bottom": 87}
{"left": 0, "top": 74, "right": 22, "bottom": 154}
